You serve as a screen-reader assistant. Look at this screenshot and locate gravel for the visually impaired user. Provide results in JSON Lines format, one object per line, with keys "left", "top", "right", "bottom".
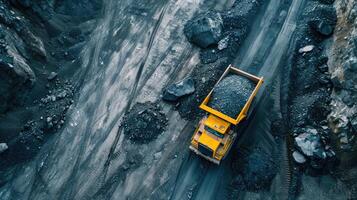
{"left": 208, "top": 74, "right": 255, "bottom": 118}
{"left": 231, "top": 147, "right": 277, "bottom": 191}
{"left": 121, "top": 103, "right": 168, "bottom": 144}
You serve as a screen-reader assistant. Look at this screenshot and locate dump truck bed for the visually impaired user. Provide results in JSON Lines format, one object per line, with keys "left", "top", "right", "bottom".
{"left": 199, "top": 65, "right": 264, "bottom": 125}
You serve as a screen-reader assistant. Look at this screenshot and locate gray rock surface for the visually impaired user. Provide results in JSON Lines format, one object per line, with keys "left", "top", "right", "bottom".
{"left": 208, "top": 74, "right": 255, "bottom": 118}
{"left": 184, "top": 11, "right": 223, "bottom": 48}
{"left": 162, "top": 78, "right": 195, "bottom": 102}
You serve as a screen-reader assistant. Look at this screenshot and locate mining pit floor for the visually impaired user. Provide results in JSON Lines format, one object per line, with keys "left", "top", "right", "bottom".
{"left": 0, "top": 0, "right": 349, "bottom": 199}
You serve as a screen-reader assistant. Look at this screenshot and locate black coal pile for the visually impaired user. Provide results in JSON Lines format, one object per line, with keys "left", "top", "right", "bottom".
{"left": 208, "top": 75, "right": 255, "bottom": 118}
{"left": 121, "top": 103, "right": 168, "bottom": 144}
{"left": 230, "top": 147, "right": 277, "bottom": 193}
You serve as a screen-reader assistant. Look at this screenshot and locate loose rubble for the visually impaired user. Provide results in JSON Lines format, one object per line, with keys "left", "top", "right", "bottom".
{"left": 121, "top": 103, "right": 168, "bottom": 144}
{"left": 162, "top": 78, "right": 195, "bottom": 102}
{"left": 0, "top": 0, "right": 100, "bottom": 181}
{"left": 208, "top": 75, "right": 255, "bottom": 118}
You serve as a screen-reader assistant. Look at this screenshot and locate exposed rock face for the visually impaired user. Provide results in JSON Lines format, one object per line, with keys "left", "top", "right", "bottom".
{"left": 184, "top": 11, "right": 223, "bottom": 48}
{"left": 162, "top": 78, "right": 195, "bottom": 102}
{"left": 328, "top": 0, "right": 357, "bottom": 152}
{"left": 0, "top": 28, "right": 36, "bottom": 113}
{"left": 0, "top": 0, "right": 101, "bottom": 180}
{"left": 325, "top": 0, "right": 357, "bottom": 196}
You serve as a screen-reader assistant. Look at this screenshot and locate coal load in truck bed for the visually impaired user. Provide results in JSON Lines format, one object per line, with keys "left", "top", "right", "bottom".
{"left": 208, "top": 74, "right": 255, "bottom": 118}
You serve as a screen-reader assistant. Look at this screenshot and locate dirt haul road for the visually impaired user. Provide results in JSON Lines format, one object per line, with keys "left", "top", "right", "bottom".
{"left": 0, "top": 0, "right": 306, "bottom": 199}
{"left": 171, "top": 0, "right": 305, "bottom": 199}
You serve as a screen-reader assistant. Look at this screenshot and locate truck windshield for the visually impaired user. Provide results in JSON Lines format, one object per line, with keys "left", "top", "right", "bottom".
{"left": 204, "top": 126, "right": 224, "bottom": 138}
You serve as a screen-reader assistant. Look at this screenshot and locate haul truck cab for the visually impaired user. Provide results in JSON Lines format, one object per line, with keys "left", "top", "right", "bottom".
{"left": 189, "top": 65, "right": 264, "bottom": 164}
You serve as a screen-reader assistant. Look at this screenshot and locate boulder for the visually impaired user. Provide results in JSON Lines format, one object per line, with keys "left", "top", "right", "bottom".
{"left": 0, "top": 143, "right": 8, "bottom": 153}
{"left": 162, "top": 78, "right": 195, "bottom": 102}
{"left": 47, "top": 72, "right": 58, "bottom": 81}
{"left": 218, "top": 36, "right": 229, "bottom": 50}
{"left": 294, "top": 128, "right": 327, "bottom": 159}
{"left": 312, "top": 20, "right": 334, "bottom": 36}
{"left": 298, "top": 45, "right": 314, "bottom": 53}
{"left": 292, "top": 151, "right": 306, "bottom": 164}
{"left": 184, "top": 11, "right": 223, "bottom": 48}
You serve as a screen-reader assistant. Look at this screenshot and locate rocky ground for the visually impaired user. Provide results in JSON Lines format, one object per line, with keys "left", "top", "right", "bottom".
{"left": 279, "top": 0, "right": 357, "bottom": 198}
{"left": 0, "top": 0, "right": 101, "bottom": 184}
{"left": 0, "top": 0, "right": 356, "bottom": 199}
{"left": 286, "top": 0, "right": 338, "bottom": 173}
{"left": 327, "top": 0, "right": 357, "bottom": 197}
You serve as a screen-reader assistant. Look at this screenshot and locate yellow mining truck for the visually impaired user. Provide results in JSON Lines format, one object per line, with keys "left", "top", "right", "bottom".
{"left": 189, "top": 65, "right": 264, "bottom": 164}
